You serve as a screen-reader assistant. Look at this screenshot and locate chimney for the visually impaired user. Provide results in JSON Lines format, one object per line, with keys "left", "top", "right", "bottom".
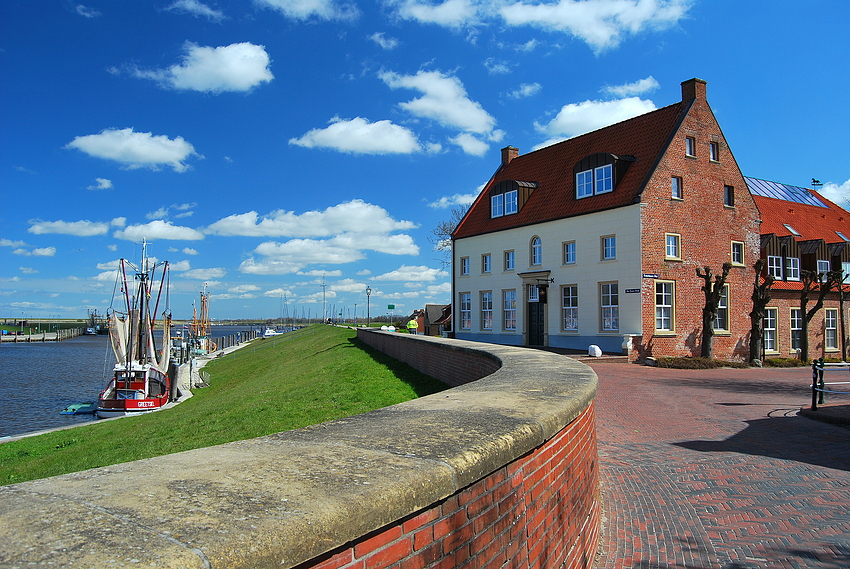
{"left": 681, "top": 78, "right": 707, "bottom": 102}
{"left": 501, "top": 146, "right": 519, "bottom": 165}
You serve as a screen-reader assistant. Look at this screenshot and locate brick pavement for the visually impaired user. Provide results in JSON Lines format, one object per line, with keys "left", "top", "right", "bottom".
{"left": 587, "top": 363, "right": 850, "bottom": 569}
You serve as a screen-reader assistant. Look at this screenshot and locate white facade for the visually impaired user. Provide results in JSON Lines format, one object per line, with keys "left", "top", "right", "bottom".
{"left": 454, "top": 203, "right": 643, "bottom": 352}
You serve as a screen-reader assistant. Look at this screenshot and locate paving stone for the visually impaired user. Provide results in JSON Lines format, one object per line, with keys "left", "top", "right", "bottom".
{"left": 588, "top": 363, "right": 850, "bottom": 569}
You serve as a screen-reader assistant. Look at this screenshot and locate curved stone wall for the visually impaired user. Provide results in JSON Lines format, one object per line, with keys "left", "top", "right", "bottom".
{"left": 0, "top": 330, "right": 599, "bottom": 569}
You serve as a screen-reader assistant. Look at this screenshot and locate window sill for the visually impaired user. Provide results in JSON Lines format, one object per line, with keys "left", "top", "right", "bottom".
{"left": 653, "top": 332, "right": 677, "bottom": 337}
{"left": 685, "top": 154, "right": 696, "bottom": 159}
{"left": 730, "top": 262, "right": 746, "bottom": 268}
{"left": 712, "top": 331, "right": 731, "bottom": 336}
{"left": 671, "top": 197, "right": 684, "bottom": 202}
{"left": 664, "top": 257, "right": 683, "bottom": 262}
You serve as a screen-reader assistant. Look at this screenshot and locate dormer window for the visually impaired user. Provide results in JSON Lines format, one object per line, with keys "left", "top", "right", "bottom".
{"left": 489, "top": 181, "right": 535, "bottom": 217}
{"left": 574, "top": 153, "right": 634, "bottom": 200}
{"left": 837, "top": 231, "right": 850, "bottom": 242}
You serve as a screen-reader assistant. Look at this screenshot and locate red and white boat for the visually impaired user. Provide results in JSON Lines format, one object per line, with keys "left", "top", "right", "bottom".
{"left": 97, "top": 243, "right": 173, "bottom": 418}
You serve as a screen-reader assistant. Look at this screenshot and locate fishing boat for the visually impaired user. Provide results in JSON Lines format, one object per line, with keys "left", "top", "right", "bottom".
{"left": 97, "top": 242, "right": 173, "bottom": 418}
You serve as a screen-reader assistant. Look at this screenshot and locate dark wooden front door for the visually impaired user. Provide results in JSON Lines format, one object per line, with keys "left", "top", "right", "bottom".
{"left": 528, "top": 301, "right": 545, "bottom": 346}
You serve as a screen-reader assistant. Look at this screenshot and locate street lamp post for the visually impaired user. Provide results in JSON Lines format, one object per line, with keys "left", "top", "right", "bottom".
{"left": 354, "top": 303, "right": 357, "bottom": 326}
{"left": 366, "top": 286, "right": 372, "bottom": 328}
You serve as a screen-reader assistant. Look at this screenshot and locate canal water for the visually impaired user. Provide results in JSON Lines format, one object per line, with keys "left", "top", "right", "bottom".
{"left": 0, "top": 326, "right": 256, "bottom": 438}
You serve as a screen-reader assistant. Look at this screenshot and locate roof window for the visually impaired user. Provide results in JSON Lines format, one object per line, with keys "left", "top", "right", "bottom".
{"left": 783, "top": 224, "right": 801, "bottom": 237}
{"left": 573, "top": 153, "right": 635, "bottom": 200}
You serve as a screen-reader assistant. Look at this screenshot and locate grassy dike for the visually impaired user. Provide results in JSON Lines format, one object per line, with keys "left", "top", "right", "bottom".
{"left": 0, "top": 325, "right": 449, "bottom": 486}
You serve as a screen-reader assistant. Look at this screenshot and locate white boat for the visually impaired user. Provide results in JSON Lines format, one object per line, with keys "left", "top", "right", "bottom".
{"left": 97, "top": 242, "right": 173, "bottom": 418}
{"left": 263, "top": 327, "right": 283, "bottom": 338}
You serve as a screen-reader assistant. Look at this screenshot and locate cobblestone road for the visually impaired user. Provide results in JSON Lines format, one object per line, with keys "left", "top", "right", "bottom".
{"left": 588, "top": 363, "right": 850, "bottom": 569}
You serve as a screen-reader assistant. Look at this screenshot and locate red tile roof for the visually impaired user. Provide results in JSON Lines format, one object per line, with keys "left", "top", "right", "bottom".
{"left": 453, "top": 101, "right": 689, "bottom": 239}
{"left": 753, "top": 191, "right": 850, "bottom": 244}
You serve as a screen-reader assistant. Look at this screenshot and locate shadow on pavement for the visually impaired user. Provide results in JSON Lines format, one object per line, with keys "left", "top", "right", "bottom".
{"left": 673, "top": 415, "right": 850, "bottom": 472}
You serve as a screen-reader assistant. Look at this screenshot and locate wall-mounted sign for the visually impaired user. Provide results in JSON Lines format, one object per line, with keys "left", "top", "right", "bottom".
{"left": 624, "top": 288, "right": 641, "bottom": 294}
{"left": 642, "top": 273, "right": 659, "bottom": 279}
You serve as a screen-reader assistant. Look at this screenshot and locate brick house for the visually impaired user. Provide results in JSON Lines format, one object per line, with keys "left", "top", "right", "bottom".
{"left": 451, "top": 78, "right": 763, "bottom": 360}
{"left": 748, "top": 177, "right": 850, "bottom": 360}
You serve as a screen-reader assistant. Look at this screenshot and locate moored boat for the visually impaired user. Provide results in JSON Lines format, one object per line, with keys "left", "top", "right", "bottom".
{"left": 60, "top": 401, "right": 98, "bottom": 415}
{"left": 97, "top": 242, "right": 173, "bottom": 419}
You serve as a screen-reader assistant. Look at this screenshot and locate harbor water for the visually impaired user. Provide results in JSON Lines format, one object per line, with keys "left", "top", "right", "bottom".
{"left": 0, "top": 326, "right": 256, "bottom": 439}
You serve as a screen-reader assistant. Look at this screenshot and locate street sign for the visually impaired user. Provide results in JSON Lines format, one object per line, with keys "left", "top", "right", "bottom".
{"left": 388, "top": 304, "right": 395, "bottom": 310}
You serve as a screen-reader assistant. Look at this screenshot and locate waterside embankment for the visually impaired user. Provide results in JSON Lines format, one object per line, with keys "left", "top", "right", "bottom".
{"left": 0, "top": 329, "right": 600, "bottom": 569}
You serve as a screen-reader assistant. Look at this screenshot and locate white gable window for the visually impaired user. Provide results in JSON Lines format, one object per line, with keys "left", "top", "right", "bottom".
{"left": 817, "top": 260, "right": 831, "bottom": 274}
{"left": 576, "top": 170, "right": 594, "bottom": 199}
{"left": 576, "top": 165, "right": 613, "bottom": 199}
{"left": 767, "top": 256, "right": 782, "bottom": 279}
{"left": 504, "top": 190, "right": 518, "bottom": 214}
{"left": 595, "top": 164, "right": 613, "bottom": 194}
{"left": 491, "top": 194, "right": 504, "bottom": 218}
{"left": 786, "top": 257, "right": 800, "bottom": 281}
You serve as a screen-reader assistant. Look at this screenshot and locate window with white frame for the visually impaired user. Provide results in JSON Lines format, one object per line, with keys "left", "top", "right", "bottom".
{"left": 563, "top": 241, "right": 576, "bottom": 265}
{"left": 786, "top": 257, "right": 800, "bottom": 281}
{"left": 481, "top": 291, "right": 493, "bottom": 330}
{"left": 672, "top": 176, "right": 683, "bottom": 199}
{"left": 602, "top": 235, "right": 616, "bottom": 260}
{"left": 595, "top": 164, "right": 613, "bottom": 194}
{"left": 562, "top": 285, "right": 578, "bottom": 331}
{"left": 460, "top": 257, "right": 470, "bottom": 276}
{"left": 504, "top": 250, "right": 515, "bottom": 271}
{"left": 818, "top": 260, "right": 831, "bottom": 274}
{"left": 843, "top": 261, "right": 850, "bottom": 283}
{"left": 528, "top": 284, "right": 539, "bottom": 302}
{"left": 491, "top": 194, "right": 504, "bottom": 218}
{"left": 576, "top": 164, "right": 613, "bottom": 199}
{"left": 731, "top": 241, "right": 745, "bottom": 265}
{"left": 503, "top": 290, "right": 516, "bottom": 330}
{"left": 601, "top": 283, "right": 619, "bottom": 331}
{"left": 767, "top": 256, "right": 783, "bottom": 279}
{"left": 764, "top": 308, "right": 777, "bottom": 352}
{"left": 482, "top": 254, "right": 492, "bottom": 274}
{"left": 665, "top": 233, "right": 681, "bottom": 260}
{"left": 826, "top": 309, "right": 838, "bottom": 350}
{"left": 531, "top": 237, "right": 542, "bottom": 266}
{"left": 790, "top": 309, "right": 803, "bottom": 350}
{"left": 460, "top": 293, "right": 471, "bottom": 329}
{"left": 576, "top": 170, "right": 594, "bottom": 199}
{"left": 713, "top": 285, "right": 729, "bottom": 331}
{"left": 655, "top": 281, "right": 674, "bottom": 332}
{"left": 709, "top": 141, "right": 720, "bottom": 162}
{"left": 504, "top": 190, "right": 518, "bottom": 215}
{"left": 685, "top": 136, "right": 696, "bottom": 157}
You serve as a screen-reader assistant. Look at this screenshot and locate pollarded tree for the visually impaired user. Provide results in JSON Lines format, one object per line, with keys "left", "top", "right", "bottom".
{"left": 696, "top": 262, "right": 733, "bottom": 358}
{"left": 749, "top": 259, "right": 775, "bottom": 363}
{"left": 798, "top": 269, "right": 842, "bottom": 361}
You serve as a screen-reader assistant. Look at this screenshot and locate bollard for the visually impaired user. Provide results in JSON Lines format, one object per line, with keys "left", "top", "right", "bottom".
{"left": 811, "top": 357, "right": 825, "bottom": 410}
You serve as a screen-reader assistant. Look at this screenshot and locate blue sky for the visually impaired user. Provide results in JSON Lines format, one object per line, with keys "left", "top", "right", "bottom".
{"left": 2, "top": 0, "right": 849, "bottom": 322}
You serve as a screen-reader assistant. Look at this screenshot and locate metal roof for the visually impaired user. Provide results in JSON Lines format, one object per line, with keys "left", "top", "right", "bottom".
{"left": 745, "top": 176, "right": 827, "bottom": 208}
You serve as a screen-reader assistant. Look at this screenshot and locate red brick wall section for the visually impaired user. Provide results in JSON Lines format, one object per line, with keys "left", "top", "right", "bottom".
{"left": 293, "top": 402, "right": 600, "bottom": 569}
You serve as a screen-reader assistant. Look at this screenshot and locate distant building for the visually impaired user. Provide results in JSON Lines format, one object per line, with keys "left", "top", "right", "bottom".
{"left": 451, "top": 78, "right": 850, "bottom": 361}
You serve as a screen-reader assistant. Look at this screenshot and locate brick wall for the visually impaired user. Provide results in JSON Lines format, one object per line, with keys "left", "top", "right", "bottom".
{"left": 637, "top": 86, "right": 762, "bottom": 361}
{"left": 295, "top": 402, "right": 599, "bottom": 569}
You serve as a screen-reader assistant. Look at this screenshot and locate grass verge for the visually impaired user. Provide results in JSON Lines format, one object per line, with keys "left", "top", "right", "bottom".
{"left": 0, "top": 325, "right": 448, "bottom": 486}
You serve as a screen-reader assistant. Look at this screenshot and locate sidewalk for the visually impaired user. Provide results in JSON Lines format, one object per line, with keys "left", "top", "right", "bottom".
{"left": 587, "top": 362, "right": 850, "bottom": 569}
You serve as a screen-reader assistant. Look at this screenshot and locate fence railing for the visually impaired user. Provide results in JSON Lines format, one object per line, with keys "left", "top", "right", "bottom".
{"left": 810, "top": 357, "right": 850, "bottom": 410}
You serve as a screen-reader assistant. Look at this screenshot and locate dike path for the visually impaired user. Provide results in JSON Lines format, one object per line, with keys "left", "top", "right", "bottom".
{"left": 586, "top": 362, "right": 850, "bottom": 569}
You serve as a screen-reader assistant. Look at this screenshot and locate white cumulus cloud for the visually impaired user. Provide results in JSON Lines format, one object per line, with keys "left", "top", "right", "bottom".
{"left": 166, "top": 0, "right": 226, "bottom": 21}
{"left": 428, "top": 192, "right": 479, "bottom": 208}
{"left": 369, "top": 32, "right": 400, "bottom": 49}
{"left": 206, "top": 199, "right": 416, "bottom": 237}
{"left": 131, "top": 42, "right": 273, "bottom": 93}
{"left": 181, "top": 267, "right": 227, "bottom": 280}
{"left": 28, "top": 219, "right": 109, "bottom": 236}
{"left": 508, "top": 82, "right": 541, "bottom": 99}
{"left": 372, "top": 265, "right": 448, "bottom": 281}
{"left": 380, "top": 69, "right": 496, "bottom": 135}
{"left": 290, "top": 116, "right": 421, "bottom": 154}
{"left": 65, "top": 128, "right": 199, "bottom": 172}
{"left": 535, "top": 96, "right": 657, "bottom": 145}
{"left": 498, "top": 0, "right": 690, "bottom": 53}
{"left": 113, "top": 220, "right": 205, "bottom": 241}
{"left": 602, "top": 75, "right": 660, "bottom": 97}
{"left": 256, "top": 0, "right": 359, "bottom": 21}
{"left": 87, "top": 177, "right": 113, "bottom": 190}
{"left": 392, "top": 0, "right": 478, "bottom": 27}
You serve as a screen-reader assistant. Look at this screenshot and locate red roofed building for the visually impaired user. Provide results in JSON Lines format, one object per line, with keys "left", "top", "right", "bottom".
{"left": 451, "top": 78, "right": 846, "bottom": 361}
{"left": 748, "top": 178, "right": 850, "bottom": 359}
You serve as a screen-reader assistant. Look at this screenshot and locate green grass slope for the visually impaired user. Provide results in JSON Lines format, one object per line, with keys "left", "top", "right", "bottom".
{"left": 0, "top": 326, "right": 448, "bottom": 486}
